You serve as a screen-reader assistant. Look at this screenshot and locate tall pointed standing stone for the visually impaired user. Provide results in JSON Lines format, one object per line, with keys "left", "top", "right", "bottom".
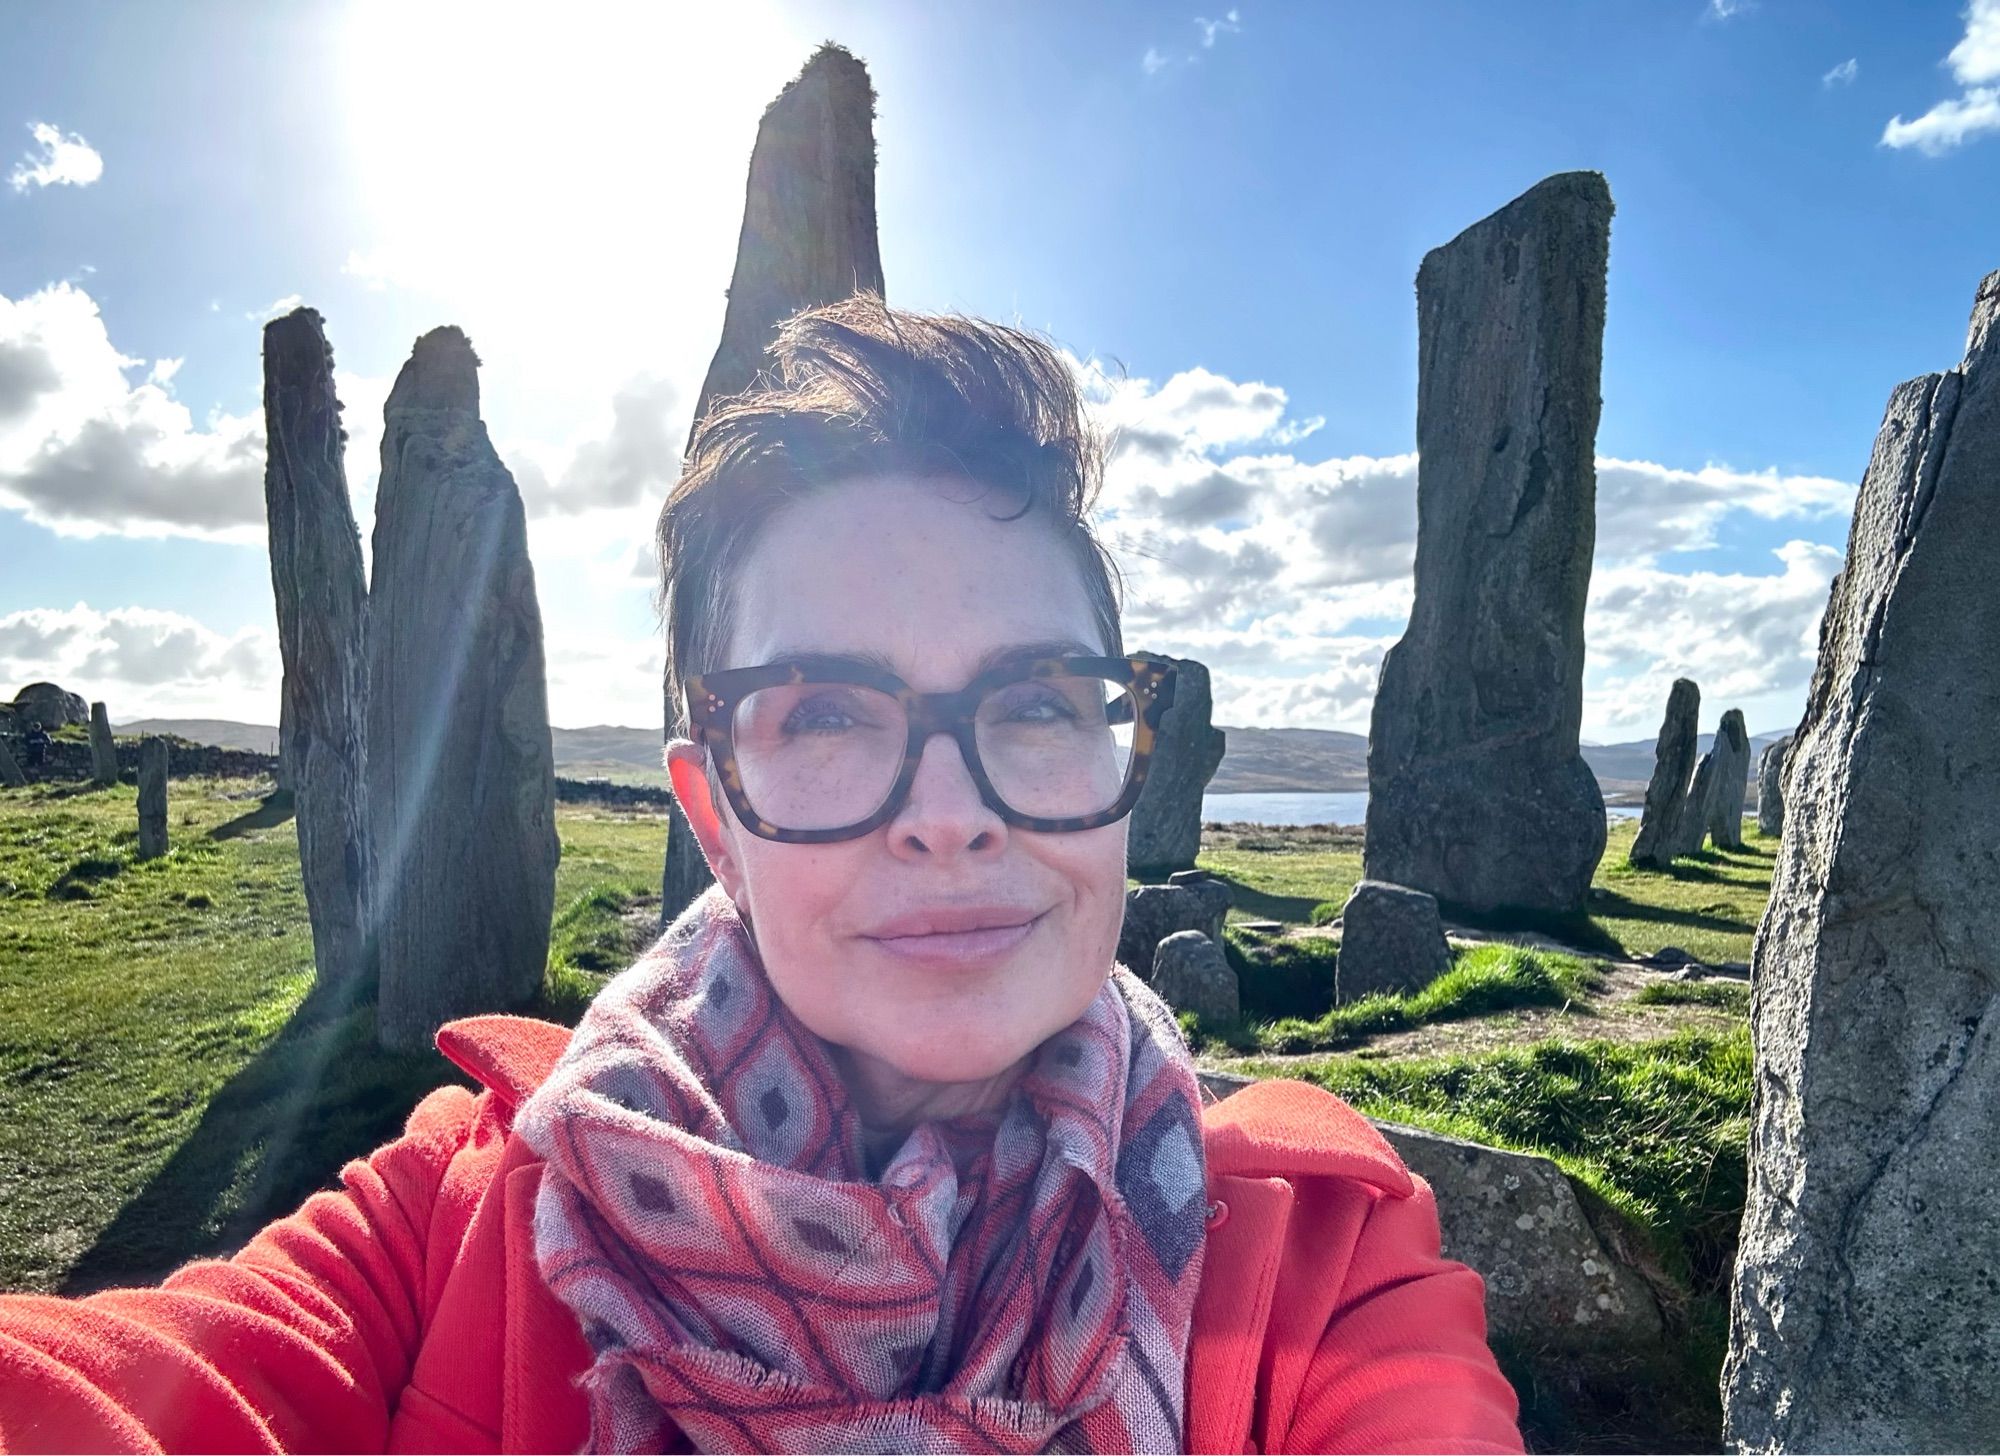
{"left": 1702, "top": 708, "right": 1750, "bottom": 851}
{"left": 367, "top": 327, "right": 560, "bottom": 1053}
{"left": 88, "top": 702, "right": 118, "bottom": 785}
{"left": 136, "top": 737, "right": 168, "bottom": 860}
{"left": 263, "top": 307, "right": 372, "bottom": 988}
{"left": 1629, "top": 678, "right": 1700, "bottom": 868}
{"left": 662, "top": 43, "right": 885, "bottom": 923}
{"left": 1723, "top": 271, "right": 2000, "bottom": 1452}
{"left": 1755, "top": 735, "right": 1789, "bottom": 838}
{"left": 1363, "top": 172, "right": 1611, "bottom": 914}
{"left": 1126, "top": 656, "right": 1226, "bottom": 876}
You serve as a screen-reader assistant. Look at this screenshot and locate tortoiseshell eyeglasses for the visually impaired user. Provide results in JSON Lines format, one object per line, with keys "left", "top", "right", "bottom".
{"left": 684, "top": 654, "right": 1178, "bottom": 843}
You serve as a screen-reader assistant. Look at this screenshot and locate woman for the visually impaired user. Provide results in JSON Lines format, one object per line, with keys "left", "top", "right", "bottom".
{"left": 0, "top": 299, "right": 1522, "bottom": 1454}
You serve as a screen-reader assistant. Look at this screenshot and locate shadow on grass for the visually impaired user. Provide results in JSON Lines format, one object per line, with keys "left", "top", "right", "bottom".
{"left": 1586, "top": 887, "right": 1757, "bottom": 938}
{"left": 1202, "top": 872, "right": 1324, "bottom": 924}
{"left": 61, "top": 970, "right": 461, "bottom": 1295}
{"left": 209, "top": 790, "right": 296, "bottom": 842}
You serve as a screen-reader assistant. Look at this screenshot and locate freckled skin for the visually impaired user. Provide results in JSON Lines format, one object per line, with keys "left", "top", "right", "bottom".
{"left": 668, "top": 476, "right": 1127, "bottom": 1136}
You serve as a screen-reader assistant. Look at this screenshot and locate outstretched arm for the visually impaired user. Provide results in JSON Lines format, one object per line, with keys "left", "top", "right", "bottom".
{"left": 0, "top": 1083, "right": 479, "bottom": 1455}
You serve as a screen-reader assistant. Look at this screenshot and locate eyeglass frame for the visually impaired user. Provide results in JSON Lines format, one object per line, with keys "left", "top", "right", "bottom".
{"left": 683, "top": 653, "right": 1179, "bottom": 843}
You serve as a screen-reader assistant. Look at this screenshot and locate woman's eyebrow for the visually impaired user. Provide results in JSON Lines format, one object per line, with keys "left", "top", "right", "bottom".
{"left": 759, "top": 639, "right": 1099, "bottom": 677}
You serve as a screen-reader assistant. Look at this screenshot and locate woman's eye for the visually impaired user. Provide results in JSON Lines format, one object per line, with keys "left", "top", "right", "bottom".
{"left": 781, "top": 695, "right": 860, "bottom": 733}
{"left": 1002, "top": 691, "right": 1078, "bottom": 723}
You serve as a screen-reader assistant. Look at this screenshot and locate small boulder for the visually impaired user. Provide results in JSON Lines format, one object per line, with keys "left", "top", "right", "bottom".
{"left": 1118, "top": 879, "right": 1230, "bottom": 976}
{"left": 11, "top": 682, "right": 87, "bottom": 729}
{"left": 1151, "top": 931, "right": 1239, "bottom": 1026}
{"left": 1336, "top": 879, "right": 1452, "bottom": 1002}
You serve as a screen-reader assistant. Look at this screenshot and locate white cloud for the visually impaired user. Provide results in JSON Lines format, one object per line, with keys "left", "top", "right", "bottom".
{"left": 0, "top": 284, "right": 265, "bottom": 541}
{"left": 1141, "top": 47, "right": 1171, "bottom": 76}
{"left": 1071, "top": 356, "right": 1852, "bottom": 739}
{"left": 0, "top": 603, "right": 279, "bottom": 722}
{"left": 8, "top": 122, "right": 103, "bottom": 192}
{"left": 1706, "top": 0, "right": 1750, "bottom": 18}
{"left": 1195, "top": 8, "right": 1241, "bottom": 48}
{"left": 512, "top": 374, "right": 681, "bottom": 518}
{"left": 1823, "top": 58, "right": 1859, "bottom": 88}
{"left": 248, "top": 294, "right": 304, "bottom": 322}
{"left": 1883, "top": 0, "right": 2000, "bottom": 152}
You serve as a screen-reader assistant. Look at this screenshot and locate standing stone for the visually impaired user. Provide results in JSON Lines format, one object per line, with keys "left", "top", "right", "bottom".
{"left": 663, "top": 43, "right": 886, "bottom": 924}
{"left": 1755, "top": 735, "right": 1790, "bottom": 838}
{"left": 1150, "top": 931, "right": 1239, "bottom": 1025}
{"left": 1335, "top": 880, "right": 1454, "bottom": 1002}
{"left": 1723, "top": 271, "right": 2000, "bottom": 1453}
{"left": 1703, "top": 709, "right": 1751, "bottom": 851}
{"left": 1670, "top": 744, "right": 1721, "bottom": 859}
{"left": 1363, "top": 173, "right": 1611, "bottom": 914}
{"left": 1126, "top": 656, "right": 1227, "bottom": 876}
{"left": 263, "top": 307, "right": 372, "bottom": 988}
{"left": 88, "top": 702, "right": 117, "bottom": 785}
{"left": 1118, "top": 875, "right": 1231, "bottom": 977}
{"left": 1629, "top": 678, "right": 1700, "bottom": 868}
{"left": 367, "top": 327, "right": 560, "bottom": 1053}
{"left": 136, "top": 737, "right": 168, "bottom": 860}
{"left": 0, "top": 736, "right": 24, "bottom": 788}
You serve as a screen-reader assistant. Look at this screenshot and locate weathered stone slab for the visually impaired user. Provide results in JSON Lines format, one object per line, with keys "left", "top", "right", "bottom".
{"left": 1118, "top": 878, "right": 1230, "bottom": 978}
{"left": 1703, "top": 709, "right": 1750, "bottom": 851}
{"left": 87, "top": 702, "right": 117, "bottom": 785}
{"left": 12, "top": 682, "right": 86, "bottom": 728}
{"left": 1195, "top": 1073, "right": 1665, "bottom": 1356}
{"left": 1629, "top": 678, "right": 1699, "bottom": 868}
{"left": 1336, "top": 879, "right": 1453, "bottom": 1002}
{"left": 0, "top": 736, "right": 24, "bottom": 788}
{"left": 1364, "top": 172, "right": 1611, "bottom": 914}
{"left": 136, "top": 737, "right": 167, "bottom": 860}
{"left": 1127, "top": 656, "right": 1227, "bottom": 876}
{"left": 263, "top": 307, "right": 372, "bottom": 988}
{"left": 1151, "top": 931, "right": 1239, "bottom": 1025}
{"left": 1723, "top": 271, "right": 2000, "bottom": 1453}
{"left": 367, "top": 326, "right": 560, "bottom": 1053}
{"left": 663, "top": 43, "right": 886, "bottom": 924}
{"left": 1754, "top": 734, "right": 1789, "bottom": 838}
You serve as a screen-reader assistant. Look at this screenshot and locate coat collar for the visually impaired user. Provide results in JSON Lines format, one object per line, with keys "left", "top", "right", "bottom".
{"left": 435, "top": 1014, "right": 1412, "bottom": 1196}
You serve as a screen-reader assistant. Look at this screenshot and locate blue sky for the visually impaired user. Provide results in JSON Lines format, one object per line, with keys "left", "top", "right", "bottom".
{"left": 2, "top": 0, "right": 1996, "bottom": 742}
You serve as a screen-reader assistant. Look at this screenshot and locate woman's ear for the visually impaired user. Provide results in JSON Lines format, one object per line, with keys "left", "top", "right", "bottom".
{"left": 666, "top": 740, "right": 745, "bottom": 899}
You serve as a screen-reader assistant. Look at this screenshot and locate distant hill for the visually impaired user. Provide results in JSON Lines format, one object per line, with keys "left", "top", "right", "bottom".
{"left": 116, "top": 717, "right": 1788, "bottom": 801}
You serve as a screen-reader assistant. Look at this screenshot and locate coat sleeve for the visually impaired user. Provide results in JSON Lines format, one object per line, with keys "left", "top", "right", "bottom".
{"left": 0, "top": 1083, "right": 481, "bottom": 1456}
{"left": 1284, "top": 1175, "right": 1525, "bottom": 1455}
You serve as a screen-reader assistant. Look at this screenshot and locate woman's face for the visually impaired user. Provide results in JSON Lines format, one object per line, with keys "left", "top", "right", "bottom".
{"left": 668, "top": 475, "right": 1127, "bottom": 1093}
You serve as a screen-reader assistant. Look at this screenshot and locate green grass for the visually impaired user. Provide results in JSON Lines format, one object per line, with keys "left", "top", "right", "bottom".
{"left": 0, "top": 778, "right": 666, "bottom": 1294}
{"left": 1241, "top": 1027, "right": 1753, "bottom": 1451}
{"left": 1190, "top": 943, "right": 1604, "bottom": 1056}
{"left": 1633, "top": 978, "right": 1751, "bottom": 1014}
{"left": 1198, "top": 817, "right": 1775, "bottom": 965}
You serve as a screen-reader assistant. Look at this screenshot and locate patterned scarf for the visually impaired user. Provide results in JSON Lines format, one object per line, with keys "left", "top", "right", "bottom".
{"left": 515, "top": 887, "right": 1209, "bottom": 1454}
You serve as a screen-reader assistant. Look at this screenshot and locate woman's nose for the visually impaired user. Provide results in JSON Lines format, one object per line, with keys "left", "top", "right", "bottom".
{"left": 888, "top": 732, "right": 1006, "bottom": 859}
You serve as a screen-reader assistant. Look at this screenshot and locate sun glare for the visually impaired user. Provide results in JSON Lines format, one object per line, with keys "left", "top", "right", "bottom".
{"left": 337, "top": 0, "right": 803, "bottom": 381}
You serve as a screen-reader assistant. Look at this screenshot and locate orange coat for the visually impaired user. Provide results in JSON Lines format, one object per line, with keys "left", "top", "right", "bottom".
{"left": 0, "top": 1016, "right": 1521, "bottom": 1454}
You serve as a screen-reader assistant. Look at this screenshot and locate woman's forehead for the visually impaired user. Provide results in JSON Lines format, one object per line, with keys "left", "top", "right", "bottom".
{"left": 722, "top": 477, "right": 1106, "bottom": 680}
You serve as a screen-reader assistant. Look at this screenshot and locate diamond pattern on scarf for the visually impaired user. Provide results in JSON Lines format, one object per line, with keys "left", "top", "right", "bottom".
{"left": 516, "top": 886, "right": 1209, "bottom": 1454}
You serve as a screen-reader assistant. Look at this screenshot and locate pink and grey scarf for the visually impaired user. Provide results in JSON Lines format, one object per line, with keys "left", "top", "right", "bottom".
{"left": 515, "top": 887, "right": 1209, "bottom": 1454}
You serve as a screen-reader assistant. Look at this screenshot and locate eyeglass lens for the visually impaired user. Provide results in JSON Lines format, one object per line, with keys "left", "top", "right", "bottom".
{"left": 728, "top": 673, "right": 1139, "bottom": 831}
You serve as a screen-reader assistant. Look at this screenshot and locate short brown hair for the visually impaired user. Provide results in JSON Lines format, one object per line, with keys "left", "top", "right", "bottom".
{"left": 657, "top": 294, "right": 1123, "bottom": 734}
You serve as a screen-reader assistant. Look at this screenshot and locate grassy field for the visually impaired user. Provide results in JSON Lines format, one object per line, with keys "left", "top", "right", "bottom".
{"left": 1, "top": 777, "right": 1769, "bottom": 1449}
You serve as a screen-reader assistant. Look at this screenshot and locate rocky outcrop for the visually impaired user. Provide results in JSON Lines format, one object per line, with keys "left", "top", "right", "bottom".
{"left": 366, "top": 327, "right": 560, "bottom": 1053}
{"left": 1127, "top": 656, "right": 1227, "bottom": 876}
{"left": 1723, "top": 271, "right": 2000, "bottom": 1453}
{"left": 136, "top": 738, "right": 168, "bottom": 860}
{"left": 1151, "top": 931, "right": 1239, "bottom": 1025}
{"left": 88, "top": 702, "right": 117, "bottom": 785}
{"left": 1118, "top": 873, "right": 1230, "bottom": 977}
{"left": 11, "top": 683, "right": 86, "bottom": 729}
{"left": 1335, "top": 879, "right": 1452, "bottom": 1002}
{"left": 1702, "top": 709, "right": 1750, "bottom": 851}
{"left": 663, "top": 43, "right": 886, "bottom": 924}
{"left": 1628, "top": 678, "right": 1699, "bottom": 868}
{"left": 263, "top": 307, "right": 373, "bottom": 989}
{"left": 1364, "top": 173, "right": 1611, "bottom": 914}
{"left": 1754, "top": 735, "right": 1789, "bottom": 838}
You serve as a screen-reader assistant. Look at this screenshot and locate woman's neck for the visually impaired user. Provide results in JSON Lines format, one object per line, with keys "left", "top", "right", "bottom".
{"left": 832, "top": 1044, "right": 1029, "bottom": 1173}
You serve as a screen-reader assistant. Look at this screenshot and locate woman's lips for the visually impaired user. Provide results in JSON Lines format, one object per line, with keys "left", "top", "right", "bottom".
{"left": 864, "top": 911, "right": 1046, "bottom": 968}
